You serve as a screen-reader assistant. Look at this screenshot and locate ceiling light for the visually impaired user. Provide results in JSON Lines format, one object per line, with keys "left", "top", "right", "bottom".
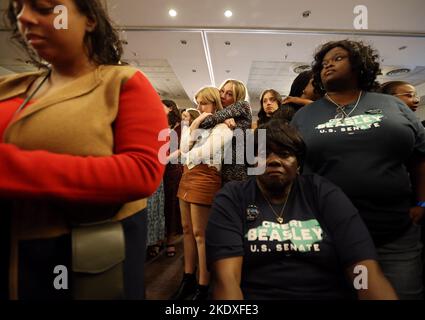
{"left": 386, "top": 68, "right": 411, "bottom": 76}
{"left": 225, "top": 41, "right": 231, "bottom": 46}
{"left": 180, "top": 40, "right": 187, "bottom": 45}
{"left": 302, "top": 10, "right": 311, "bottom": 18}
{"left": 192, "top": 69, "right": 197, "bottom": 73}
{"left": 224, "top": 10, "right": 233, "bottom": 18}
{"left": 286, "top": 42, "right": 293, "bottom": 47}
{"left": 169, "top": 9, "right": 177, "bottom": 17}
{"left": 293, "top": 65, "right": 311, "bottom": 74}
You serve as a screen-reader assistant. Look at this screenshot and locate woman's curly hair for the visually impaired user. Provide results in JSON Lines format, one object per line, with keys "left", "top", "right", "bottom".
{"left": 311, "top": 40, "right": 381, "bottom": 95}
{"left": 5, "top": 0, "right": 123, "bottom": 68}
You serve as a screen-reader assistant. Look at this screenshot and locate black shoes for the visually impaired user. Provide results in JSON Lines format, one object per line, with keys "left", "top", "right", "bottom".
{"left": 170, "top": 272, "right": 197, "bottom": 300}
{"left": 191, "top": 284, "right": 209, "bottom": 300}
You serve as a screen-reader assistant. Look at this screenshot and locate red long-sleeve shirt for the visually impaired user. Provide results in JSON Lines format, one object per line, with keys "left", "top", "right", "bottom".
{"left": 0, "top": 71, "right": 168, "bottom": 204}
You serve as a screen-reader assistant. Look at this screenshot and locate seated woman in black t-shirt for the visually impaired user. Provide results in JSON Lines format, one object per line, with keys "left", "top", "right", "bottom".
{"left": 206, "top": 120, "right": 397, "bottom": 300}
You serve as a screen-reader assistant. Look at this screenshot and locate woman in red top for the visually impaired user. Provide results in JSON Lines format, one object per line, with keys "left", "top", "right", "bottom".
{"left": 0, "top": 0, "right": 167, "bottom": 299}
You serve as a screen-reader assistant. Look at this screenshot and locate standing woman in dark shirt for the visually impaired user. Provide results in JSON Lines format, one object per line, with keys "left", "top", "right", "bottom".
{"left": 380, "top": 81, "right": 421, "bottom": 113}
{"left": 256, "top": 89, "right": 283, "bottom": 127}
{"left": 275, "top": 71, "right": 321, "bottom": 122}
{"left": 162, "top": 100, "right": 183, "bottom": 257}
{"left": 291, "top": 40, "right": 425, "bottom": 299}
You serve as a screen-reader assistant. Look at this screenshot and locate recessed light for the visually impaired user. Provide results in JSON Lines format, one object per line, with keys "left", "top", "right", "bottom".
{"left": 398, "top": 46, "right": 407, "bottom": 50}
{"left": 225, "top": 41, "right": 231, "bottom": 46}
{"left": 224, "top": 10, "right": 233, "bottom": 18}
{"left": 169, "top": 9, "right": 177, "bottom": 17}
{"left": 302, "top": 10, "right": 311, "bottom": 18}
{"left": 293, "top": 65, "right": 311, "bottom": 74}
{"left": 180, "top": 40, "right": 187, "bottom": 45}
{"left": 386, "top": 68, "right": 411, "bottom": 76}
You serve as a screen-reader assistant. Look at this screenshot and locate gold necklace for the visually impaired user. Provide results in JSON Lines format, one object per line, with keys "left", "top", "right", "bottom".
{"left": 260, "top": 183, "right": 292, "bottom": 224}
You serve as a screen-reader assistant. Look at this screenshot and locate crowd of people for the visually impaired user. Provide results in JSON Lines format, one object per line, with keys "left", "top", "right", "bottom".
{"left": 0, "top": 0, "right": 424, "bottom": 301}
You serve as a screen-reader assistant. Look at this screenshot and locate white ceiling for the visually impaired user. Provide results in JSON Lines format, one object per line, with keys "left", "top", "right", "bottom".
{"left": 1, "top": 0, "right": 425, "bottom": 113}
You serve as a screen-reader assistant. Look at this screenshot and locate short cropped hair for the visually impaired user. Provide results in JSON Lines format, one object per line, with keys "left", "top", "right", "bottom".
{"left": 254, "top": 119, "right": 306, "bottom": 168}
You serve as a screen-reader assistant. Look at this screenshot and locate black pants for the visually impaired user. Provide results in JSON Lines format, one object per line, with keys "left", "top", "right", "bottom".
{"left": 17, "top": 209, "right": 147, "bottom": 300}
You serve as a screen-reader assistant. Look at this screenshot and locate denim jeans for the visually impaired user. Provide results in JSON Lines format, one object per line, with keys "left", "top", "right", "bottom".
{"left": 376, "top": 223, "right": 423, "bottom": 300}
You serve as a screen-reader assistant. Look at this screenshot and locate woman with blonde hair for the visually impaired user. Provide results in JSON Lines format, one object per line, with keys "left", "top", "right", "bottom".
{"left": 181, "top": 108, "right": 201, "bottom": 126}
{"left": 199, "top": 79, "right": 252, "bottom": 184}
{"left": 171, "top": 87, "right": 233, "bottom": 300}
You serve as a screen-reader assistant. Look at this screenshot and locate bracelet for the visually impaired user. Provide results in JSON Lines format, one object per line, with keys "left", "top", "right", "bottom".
{"left": 416, "top": 201, "right": 425, "bottom": 208}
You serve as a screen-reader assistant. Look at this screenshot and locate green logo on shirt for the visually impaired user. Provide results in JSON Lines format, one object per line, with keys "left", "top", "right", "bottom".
{"left": 246, "top": 219, "right": 323, "bottom": 252}
{"left": 315, "top": 114, "right": 383, "bottom": 134}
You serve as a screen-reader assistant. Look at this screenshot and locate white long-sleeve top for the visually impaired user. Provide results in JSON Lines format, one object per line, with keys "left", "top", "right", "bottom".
{"left": 180, "top": 123, "right": 233, "bottom": 171}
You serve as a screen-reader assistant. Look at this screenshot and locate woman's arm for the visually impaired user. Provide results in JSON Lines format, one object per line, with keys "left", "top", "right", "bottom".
{"left": 166, "top": 149, "right": 181, "bottom": 164}
{"left": 180, "top": 113, "right": 211, "bottom": 153}
{"left": 282, "top": 96, "right": 314, "bottom": 107}
{"left": 0, "top": 72, "right": 168, "bottom": 203}
{"left": 212, "top": 256, "right": 243, "bottom": 300}
{"left": 345, "top": 260, "right": 398, "bottom": 300}
{"left": 187, "top": 124, "right": 233, "bottom": 167}
{"left": 199, "top": 101, "right": 251, "bottom": 129}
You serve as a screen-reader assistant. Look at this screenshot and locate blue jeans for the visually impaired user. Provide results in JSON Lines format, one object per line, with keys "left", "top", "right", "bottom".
{"left": 376, "top": 223, "right": 423, "bottom": 300}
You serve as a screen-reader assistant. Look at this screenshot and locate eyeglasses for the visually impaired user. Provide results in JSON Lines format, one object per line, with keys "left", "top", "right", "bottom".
{"left": 394, "top": 93, "right": 419, "bottom": 99}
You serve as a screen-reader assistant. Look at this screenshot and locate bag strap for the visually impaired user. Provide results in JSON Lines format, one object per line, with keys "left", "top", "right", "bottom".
{"left": 14, "top": 69, "right": 51, "bottom": 115}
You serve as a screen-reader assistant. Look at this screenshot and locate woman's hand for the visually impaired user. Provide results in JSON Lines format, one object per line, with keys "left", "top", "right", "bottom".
{"left": 409, "top": 206, "right": 425, "bottom": 224}
{"left": 282, "top": 96, "right": 313, "bottom": 106}
{"left": 190, "top": 112, "right": 212, "bottom": 131}
{"left": 224, "top": 118, "right": 236, "bottom": 129}
{"left": 181, "top": 111, "right": 190, "bottom": 123}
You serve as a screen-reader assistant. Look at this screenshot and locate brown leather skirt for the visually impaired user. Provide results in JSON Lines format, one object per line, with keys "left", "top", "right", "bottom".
{"left": 177, "top": 164, "right": 222, "bottom": 206}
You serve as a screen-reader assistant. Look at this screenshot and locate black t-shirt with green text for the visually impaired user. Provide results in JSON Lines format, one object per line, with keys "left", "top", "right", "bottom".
{"left": 291, "top": 92, "right": 425, "bottom": 244}
{"left": 206, "top": 175, "right": 377, "bottom": 300}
